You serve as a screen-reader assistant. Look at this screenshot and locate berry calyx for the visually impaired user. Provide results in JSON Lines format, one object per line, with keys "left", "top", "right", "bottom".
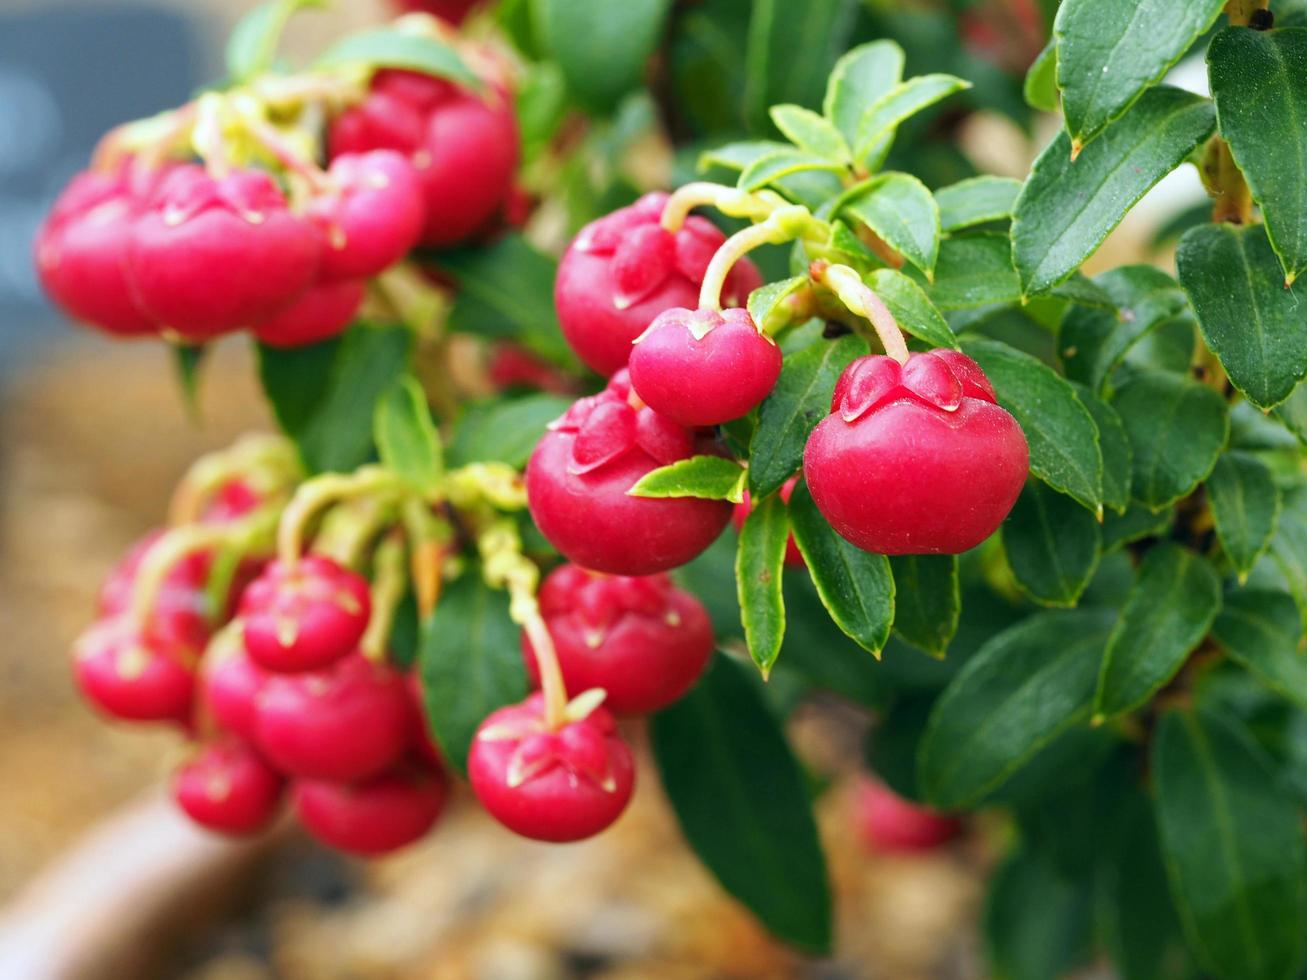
{"left": 733, "top": 477, "right": 805, "bottom": 568}
{"left": 308, "top": 150, "right": 425, "bottom": 281}
{"left": 803, "top": 349, "right": 1029, "bottom": 555}
{"left": 468, "top": 693, "right": 635, "bottom": 842}
{"left": 854, "top": 776, "right": 961, "bottom": 853}
{"left": 174, "top": 740, "right": 284, "bottom": 835}
{"left": 293, "top": 765, "right": 446, "bottom": 856}
{"left": 628, "top": 307, "right": 782, "bottom": 426}
{"left": 554, "top": 193, "right": 764, "bottom": 376}
{"left": 523, "top": 564, "right": 713, "bottom": 714}
{"left": 255, "top": 652, "right": 415, "bottom": 781}
{"left": 252, "top": 278, "right": 365, "bottom": 349}
{"left": 526, "top": 374, "right": 732, "bottom": 575}
{"left": 239, "top": 556, "right": 371, "bottom": 673}
{"left": 72, "top": 617, "right": 194, "bottom": 723}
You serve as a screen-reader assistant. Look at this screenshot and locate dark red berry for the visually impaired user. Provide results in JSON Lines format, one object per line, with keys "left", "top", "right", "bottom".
{"left": 174, "top": 739, "right": 284, "bottom": 835}
{"left": 523, "top": 565, "right": 712, "bottom": 714}
{"left": 72, "top": 617, "right": 194, "bottom": 723}
{"left": 309, "top": 150, "right": 424, "bottom": 280}
{"left": 406, "top": 672, "right": 444, "bottom": 769}
{"left": 732, "top": 477, "right": 805, "bottom": 568}
{"left": 390, "top": 0, "right": 483, "bottom": 24}
{"left": 239, "top": 556, "right": 371, "bottom": 673}
{"left": 854, "top": 776, "right": 961, "bottom": 853}
{"left": 127, "top": 165, "right": 321, "bottom": 339}
{"left": 293, "top": 765, "right": 446, "bottom": 856}
{"left": 554, "top": 194, "right": 764, "bottom": 376}
{"left": 255, "top": 653, "right": 415, "bottom": 781}
{"left": 488, "top": 343, "right": 575, "bottom": 395}
{"left": 200, "top": 639, "right": 268, "bottom": 742}
{"left": 526, "top": 375, "right": 732, "bottom": 574}
{"left": 803, "top": 349, "right": 1028, "bottom": 555}
{"left": 252, "top": 278, "right": 365, "bottom": 349}
{"left": 468, "top": 694, "right": 634, "bottom": 842}
{"left": 628, "top": 306, "right": 781, "bottom": 426}
{"left": 97, "top": 532, "right": 213, "bottom": 658}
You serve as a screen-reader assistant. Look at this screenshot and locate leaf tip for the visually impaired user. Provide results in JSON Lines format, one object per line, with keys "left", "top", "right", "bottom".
{"left": 1287, "top": 271, "right": 1298, "bottom": 289}
{"left": 1096, "top": 504, "right": 1104, "bottom": 522}
{"left": 1090, "top": 712, "right": 1106, "bottom": 727}
{"left": 1069, "top": 138, "right": 1083, "bottom": 162}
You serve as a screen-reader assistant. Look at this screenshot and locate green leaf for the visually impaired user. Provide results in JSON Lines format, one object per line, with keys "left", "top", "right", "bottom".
{"left": 935, "top": 176, "right": 1022, "bottom": 233}
{"left": 418, "top": 572, "right": 528, "bottom": 776}
{"left": 226, "top": 0, "right": 324, "bottom": 82}
{"left": 1102, "top": 501, "right": 1175, "bottom": 553}
{"left": 921, "top": 233, "right": 1022, "bottom": 311}
{"left": 984, "top": 850, "right": 1094, "bottom": 980}
{"left": 770, "top": 104, "right": 848, "bottom": 161}
{"left": 738, "top": 148, "right": 844, "bottom": 192}
{"left": 447, "top": 394, "right": 573, "bottom": 469}
{"left": 1002, "top": 480, "right": 1101, "bottom": 607}
{"left": 1153, "top": 710, "right": 1307, "bottom": 980}
{"left": 842, "top": 172, "right": 940, "bottom": 277}
{"left": 698, "top": 140, "right": 792, "bottom": 173}
{"left": 789, "top": 482, "right": 895, "bottom": 657}
{"left": 1023, "top": 40, "right": 1058, "bottom": 113}
{"left": 1093, "top": 544, "right": 1222, "bottom": 719}
{"left": 1209, "top": 27, "right": 1307, "bottom": 284}
{"left": 866, "top": 269, "right": 956, "bottom": 349}
{"left": 314, "top": 28, "right": 480, "bottom": 88}
{"left": 374, "top": 376, "right": 441, "bottom": 491}
{"left": 1053, "top": 0, "right": 1225, "bottom": 149}
{"left": 1177, "top": 222, "right": 1307, "bottom": 409}
{"left": 1012, "top": 86, "right": 1216, "bottom": 296}
{"left": 1273, "top": 378, "right": 1307, "bottom": 444}
{"left": 1111, "top": 370, "right": 1229, "bottom": 510}
{"left": 918, "top": 609, "right": 1116, "bottom": 809}
{"left": 737, "top": 492, "right": 788, "bottom": 676}
{"left": 747, "top": 276, "right": 808, "bottom": 333}
{"left": 960, "top": 336, "right": 1104, "bottom": 514}
{"left": 171, "top": 343, "right": 206, "bottom": 419}
{"left": 1073, "top": 384, "right": 1132, "bottom": 513}
{"left": 743, "top": 0, "right": 856, "bottom": 134}
{"left": 749, "top": 333, "right": 866, "bottom": 499}
{"left": 258, "top": 324, "right": 412, "bottom": 475}
{"left": 888, "top": 555, "right": 959, "bottom": 657}
{"left": 630, "top": 455, "right": 746, "bottom": 503}
{"left": 1272, "top": 488, "right": 1307, "bottom": 629}
{"left": 1212, "top": 589, "right": 1307, "bottom": 711}
{"left": 1206, "top": 452, "right": 1281, "bottom": 581}
{"left": 822, "top": 40, "right": 904, "bottom": 148}
{"left": 651, "top": 656, "right": 832, "bottom": 953}
{"left": 853, "top": 73, "right": 971, "bottom": 165}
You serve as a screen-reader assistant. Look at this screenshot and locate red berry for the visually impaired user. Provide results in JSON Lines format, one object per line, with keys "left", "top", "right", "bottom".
{"left": 524, "top": 565, "right": 712, "bottom": 714}
{"left": 488, "top": 343, "right": 574, "bottom": 395}
{"left": 98, "top": 532, "right": 214, "bottom": 657}
{"left": 468, "top": 694, "right": 634, "bottom": 842}
{"left": 390, "top": 0, "right": 483, "bottom": 24}
{"left": 628, "top": 307, "right": 781, "bottom": 426}
{"left": 127, "top": 166, "right": 321, "bottom": 339}
{"left": 309, "top": 150, "right": 425, "bottom": 281}
{"left": 201, "top": 478, "right": 266, "bottom": 525}
{"left": 732, "top": 477, "right": 805, "bottom": 568}
{"left": 406, "top": 672, "right": 445, "bottom": 769}
{"left": 239, "top": 556, "right": 371, "bottom": 673}
{"left": 200, "top": 639, "right": 268, "bottom": 742}
{"left": 854, "top": 776, "right": 961, "bottom": 853}
{"left": 329, "top": 69, "right": 518, "bottom": 249}
{"left": 293, "top": 765, "right": 446, "bottom": 856}
{"left": 803, "top": 349, "right": 1028, "bottom": 555}
{"left": 526, "top": 376, "right": 732, "bottom": 575}
{"left": 554, "top": 194, "right": 764, "bottom": 376}
{"left": 255, "top": 653, "right": 415, "bottom": 781}
{"left": 35, "top": 163, "right": 160, "bottom": 336}
{"left": 252, "top": 278, "right": 365, "bottom": 349}
{"left": 174, "top": 740, "right": 284, "bottom": 835}
{"left": 72, "top": 617, "right": 194, "bottom": 723}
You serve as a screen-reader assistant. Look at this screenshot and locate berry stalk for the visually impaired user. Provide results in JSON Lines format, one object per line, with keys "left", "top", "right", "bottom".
{"left": 360, "top": 532, "right": 409, "bottom": 662}
{"left": 698, "top": 205, "right": 824, "bottom": 311}
{"left": 811, "top": 260, "right": 909, "bottom": 364}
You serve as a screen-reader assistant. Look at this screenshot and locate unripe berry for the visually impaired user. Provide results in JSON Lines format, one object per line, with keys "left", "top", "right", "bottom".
{"left": 803, "top": 350, "right": 1028, "bottom": 555}
{"left": 239, "top": 556, "right": 371, "bottom": 673}
{"left": 72, "top": 617, "right": 194, "bottom": 723}
{"left": 854, "top": 776, "right": 961, "bottom": 853}
{"left": 308, "top": 150, "right": 425, "bottom": 281}
{"left": 293, "top": 765, "right": 447, "bottom": 856}
{"left": 252, "top": 278, "right": 365, "bottom": 349}
{"left": 174, "top": 740, "right": 284, "bottom": 835}
{"left": 554, "top": 194, "right": 764, "bottom": 376}
{"left": 524, "top": 565, "right": 713, "bottom": 714}
{"left": 468, "top": 694, "right": 635, "bottom": 842}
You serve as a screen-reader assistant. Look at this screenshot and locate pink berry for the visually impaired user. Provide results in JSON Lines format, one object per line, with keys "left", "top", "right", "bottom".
{"left": 732, "top": 477, "right": 805, "bottom": 568}
{"left": 526, "top": 374, "right": 732, "bottom": 575}
{"left": 523, "top": 565, "right": 712, "bottom": 714}
{"left": 200, "top": 640, "right": 269, "bottom": 742}
{"left": 72, "top": 617, "right": 194, "bottom": 723}
{"left": 554, "top": 194, "right": 764, "bottom": 376}
{"left": 628, "top": 307, "right": 781, "bottom": 426}
{"left": 854, "top": 776, "right": 961, "bottom": 853}
{"left": 97, "top": 532, "right": 214, "bottom": 658}
{"left": 174, "top": 740, "right": 284, "bottom": 835}
{"left": 252, "top": 278, "right": 365, "bottom": 349}
{"left": 239, "top": 556, "right": 371, "bottom": 673}
{"left": 803, "top": 349, "right": 1028, "bottom": 555}
{"left": 468, "top": 694, "right": 634, "bottom": 842}
{"left": 201, "top": 478, "right": 266, "bottom": 525}
{"left": 127, "top": 166, "right": 321, "bottom": 339}
{"left": 406, "top": 672, "right": 444, "bottom": 769}
{"left": 309, "top": 150, "right": 425, "bottom": 281}
{"left": 390, "top": 0, "right": 483, "bottom": 23}
{"left": 293, "top": 765, "right": 447, "bottom": 856}
{"left": 255, "top": 653, "right": 415, "bottom": 781}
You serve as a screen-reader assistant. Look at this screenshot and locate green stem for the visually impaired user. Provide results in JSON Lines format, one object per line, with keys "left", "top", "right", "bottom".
{"left": 698, "top": 205, "right": 825, "bottom": 311}
{"left": 360, "top": 532, "right": 408, "bottom": 663}
{"left": 812, "top": 261, "right": 910, "bottom": 362}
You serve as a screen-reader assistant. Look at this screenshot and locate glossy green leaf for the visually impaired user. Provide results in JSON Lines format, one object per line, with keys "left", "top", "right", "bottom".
{"left": 789, "top": 483, "right": 895, "bottom": 657}
{"left": 447, "top": 394, "right": 572, "bottom": 469}
{"left": 1012, "top": 86, "right": 1216, "bottom": 295}
{"left": 226, "top": 0, "right": 324, "bottom": 82}
{"left": 1053, "top": 0, "right": 1225, "bottom": 149}
{"left": 865, "top": 269, "right": 955, "bottom": 349}
{"left": 419, "top": 572, "right": 528, "bottom": 776}
{"left": 737, "top": 492, "right": 788, "bottom": 676}
{"left": 822, "top": 40, "right": 904, "bottom": 147}
{"left": 770, "top": 104, "right": 848, "bottom": 161}
{"left": 985, "top": 849, "right": 1094, "bottom": 980}
{"left": 738, "top": 148, "right": 845, "bottom": 192}
{"left": 1111, "top": 370, "right": 1229, "bottom": 509}
{"left": 1072, "top": 384, "right": 1132, "bottom": 514}
{"left": 652, "top": 656, "right": 832, "bottom": 953}
{"left": 1273, "top": 378, "right": 1307, "bottom": 445}
{"left": 749, "top": 333, "right": 866, "bottom": 499}
{"left": 935, "top": 176, "right": 1022, "bottom": 233}
{"left": 1002, "top": 480, "right": 1101, "bottom": 607}
{"left": 921, "top": 233, "right": 1022, "bottom": 310}
{"left": 743, "top": 0, "right": 856, "bottom": 133}
{"left": 853, "top": 73, "right": 971, "bottom": 165}
{"left": 1271, "top": 488, "right": 1307, "bottom": 629}
{"left": 1209, "top": 27, "right": 1307, "bottom": 284}
{"left": 315, "top": 28, "right": 480, "bottom": 87}
{"left": 699, "top": 140, "right": 792, "bottom": 173}
{"left": 1023, "top": 40, "right": 1058, "bottom": 113}
{"left": 1212, "top": 589, "right": 1307, "bottom": 711}
{"left": 1206, "top": 452, "right": 1281, "bottom": 581}
{"left": 1153, "top": 710, "right": 1306, "bottom": 980}
{"left": 1093, "top": 544, "right": 1222, "bottom": 720}
{"left": 960, "top": 336, "right": 1103, "bottom": 514}
{"left": 1102, "top": 502, "right": 1175, "bottom": 553}
{"left": 918, "top": 609, "right": 1116, "bottom": 809}
{"left": 1177, "top": 222, "right": 1307, "bottom": 409}
{"left": 842, "top": 172, "right": 940, "bottom": 277}
{"left": 374, "top": 375, "right": 442, "bottom": 491}
{"left": 888, "top": 554, "right": 959, "bottom": 657}
{"left": 630, "top": 455, "right": 747, "bottom": 503}
{"left": 748, "top": 276, "right": 808, "bottom": 333}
